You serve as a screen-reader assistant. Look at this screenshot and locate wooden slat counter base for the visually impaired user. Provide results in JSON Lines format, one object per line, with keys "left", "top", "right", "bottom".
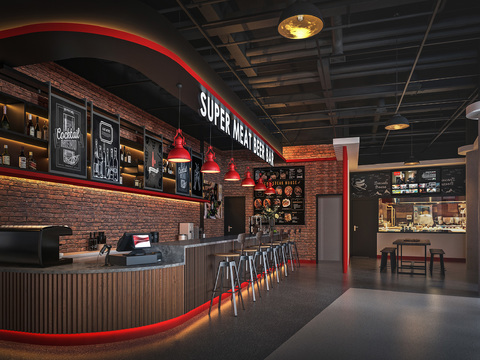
{"left": 0, "top": 266, "right": 184, "bottom": 334}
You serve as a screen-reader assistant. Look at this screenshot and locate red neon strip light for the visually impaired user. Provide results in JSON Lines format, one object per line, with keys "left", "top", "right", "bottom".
{"left": 285, "top": 157, "right": 337, "bottom": 163}
{"left": 342, "top": 146, "right": 348, "bottom": 274}
{"left": 0, "top": 167, "right": 208, "bottom": 203}
{"left": 0, "top": 277, "right": 252, "bottom": 346}
{"left": 0, "top": 22, "right": 285, "bottom": 161}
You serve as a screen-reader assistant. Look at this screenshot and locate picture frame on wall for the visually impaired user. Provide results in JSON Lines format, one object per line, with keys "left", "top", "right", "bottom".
{"left": 175, "top": 148, "right": 191, "bottom": 196}
{"left": 144, "top": 133, "right": 163, "bottom": 192}
{"left": 48, "top": 93, "right": 88, "bottom": 178}
{"left": 90, "top": 106, "right": 120, "bottom": 184}
{"left": 191, "top": 154, "right": 203, "bottom": 198}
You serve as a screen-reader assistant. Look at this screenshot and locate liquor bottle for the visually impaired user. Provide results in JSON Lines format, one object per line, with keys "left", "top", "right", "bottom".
{"left": 27, "top": 114, "right": 35, "bottom": 137}
{"left": 98, "top": 142, "right": 103, "bottom": 178}
{"left": 127, "top": 148, "right": 131, "bottom": 164}
{"left": 93, "top": 139, "right": 99, "bottom": 177}
{"left": 19, "top": 147, "right": 26, "bottom": 169}
{"left": 113, "top": 148, "right": 118, "bottom": 181}
{"left": 27, "top": 152, "right": 36, "bottom": 170}
{"left": 35, "top": 117, "right": 41, "bottom": 139}
{"left": 120, "top": 145, "right": 124, "bottom": 162}
{"left": 42, "top": 121, "right": 48, "bottom": 141}
{"left": 1, "top": 106, "right": 10, "bottom": 130}
{"left": 102, "top": 143, "right": 107, "bottom": 178}
{"left": 2, "top": 145, "right": 10, "bottom": 165}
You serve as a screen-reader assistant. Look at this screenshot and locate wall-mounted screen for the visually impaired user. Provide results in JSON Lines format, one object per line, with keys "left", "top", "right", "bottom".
{"left": 391, "top": 170, "right": 418, "bottom": 194}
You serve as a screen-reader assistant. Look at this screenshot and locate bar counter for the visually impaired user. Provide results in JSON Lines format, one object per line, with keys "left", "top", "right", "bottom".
{"left": 0, "top": 234, "right": 258, "bottom": 334}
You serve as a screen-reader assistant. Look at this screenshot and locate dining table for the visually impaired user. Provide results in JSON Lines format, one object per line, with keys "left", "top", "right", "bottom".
{"left": 393, "top": 239, "right": 431, "bottom": 275}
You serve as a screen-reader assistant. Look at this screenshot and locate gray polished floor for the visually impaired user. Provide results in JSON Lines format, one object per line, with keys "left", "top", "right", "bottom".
{"left": 0, "top": 258, "right": 478, "bottom": 360}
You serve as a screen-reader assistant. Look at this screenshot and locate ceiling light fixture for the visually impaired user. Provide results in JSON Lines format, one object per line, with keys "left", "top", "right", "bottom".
{"left": 404, "top": 124, "right": 420, "bottom": 166}
{"left": 385, "top": 41, "right": 409, "bottom": 131}
{"left": 278, "top": 0, "right": 324, "bottom": 40}
{"left": 265, "top": 180, "right": 275, "bottom": 195}
{"left": 224, "top": 138, "right": 240, "bottom": 181}
{"left": 254, "top": 174, "right": 267, "bottom": 192}
{"left": 241, "top": 167, "right": 256, "bottom": 187}
{"left": 201, "top": 124, "right": 220, "bottom": 173}
{"left": 167, "top": 83, "right": 191, "bottom": 163}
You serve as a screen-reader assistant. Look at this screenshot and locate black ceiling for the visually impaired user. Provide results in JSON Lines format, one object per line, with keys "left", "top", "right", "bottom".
{"left": 57, "top": 0, "right": 479, "bottom": 165}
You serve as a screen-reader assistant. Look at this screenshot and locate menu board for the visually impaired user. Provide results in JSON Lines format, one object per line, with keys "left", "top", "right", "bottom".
{"left": 253, "top": 166, "right": 305, "bottom": 225}
{"left": 351, "top": 171, "right": 390, "bottom": 198}
{"left": 441, "top": 166, "right": 465, "bottom": 195}
{"left": 175, "top": 156, "right": 191, "bottom": 196}
{"left": 144, "top": 134, "right": 163, "bottom": 191}
{"left": 191, "top": 154, "right": 203, "bottom": 198}
{"left": 48, "top": 94, "right": 87, "bottom": 178}
{"left": 91, "top": 110, "right": 120, "bottom": 184}
{"left": 418, "top": 168, "right": 441, "bottom": 194}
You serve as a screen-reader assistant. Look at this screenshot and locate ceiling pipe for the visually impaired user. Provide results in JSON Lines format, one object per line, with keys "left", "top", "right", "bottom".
{"left": 174, "top": 0, "right": 291, "bottom": 145}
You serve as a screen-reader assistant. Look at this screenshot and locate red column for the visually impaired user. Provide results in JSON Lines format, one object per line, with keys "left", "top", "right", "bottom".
{"left": 343, "top": 146, "right": 349, "bottom": 274}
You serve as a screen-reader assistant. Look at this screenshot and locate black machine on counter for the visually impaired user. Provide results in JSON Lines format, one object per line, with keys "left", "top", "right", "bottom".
{"left": 108, "top": 232, "right": 161, "bottom": 266}
{"left": 0, "top": 225, "right": 73, "bottom": 267}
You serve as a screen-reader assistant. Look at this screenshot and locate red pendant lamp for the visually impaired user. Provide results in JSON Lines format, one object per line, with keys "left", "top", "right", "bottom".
{"left": 265, "top": 180, "right": 275, "bottom": 195}
{"left": 224, "top": 158, "right": 240, "bottom": 181}
{"left": 168, "top": 83, "right": 191, "bottom": 163}
{"left": 254, "top": 174, "right": 267, "bottom": 192}
{"left": 241, "top": 167, "right": 255, "bottom": 187}
{"left": 201, "top": 146, "right": 220, "bottom": 173}
{"left": 201, "top": 124, "right": 220, "bottom": 173}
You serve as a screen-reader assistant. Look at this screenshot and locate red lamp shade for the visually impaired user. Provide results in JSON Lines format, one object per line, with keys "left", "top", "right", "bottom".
{"left": 224, "top": 158, "right": 240, "bottom": 181}
{"left": 167, "top": 129, "right": 191, "bottom": 163}
{"left": 241, "top": 167, "right": 255, "bottom": 187}
{"left": 265, "top": 181, "right": 275, "bottom": 195}
{"left": 254, "top": 176, "right": 267, "bottom": 192}
{"left": 201, "top": 146, "right": 220, "bottom": 173}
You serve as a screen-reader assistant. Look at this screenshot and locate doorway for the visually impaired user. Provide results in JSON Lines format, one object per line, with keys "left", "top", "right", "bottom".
{"left": 350, "top": 199, "right": 378, "bottom": 257}
{"left": 317, "top": 195, "right": 343, "bottom": 262}
{"left": 223, "top": 196, "right": 245, "bottom": 236}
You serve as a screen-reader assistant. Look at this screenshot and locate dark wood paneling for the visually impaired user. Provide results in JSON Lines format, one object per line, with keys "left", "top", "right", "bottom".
{"left": 0, "top": 266, "right": 184, "bottom": 334}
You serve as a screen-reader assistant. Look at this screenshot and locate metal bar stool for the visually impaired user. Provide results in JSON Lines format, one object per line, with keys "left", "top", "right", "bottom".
{"left": 254, "top": 231, "right": 274, "bottom": 290}
{"left": 291, "top": 229, "right": 301, "bottom": 267}
{"left": 283, "top": 229, "right": 295, "bottom": 272}
{"left": 271, "top": 230, "right": 288, "bottom": 278}
{"left": 236, "top": 233, "right": 261, "bottom": 301}
{"left": 267, "top": 230, "right": 282, "bottom": 283}
{"left": 209, "top": 240, "right": 245, "bottom": 317}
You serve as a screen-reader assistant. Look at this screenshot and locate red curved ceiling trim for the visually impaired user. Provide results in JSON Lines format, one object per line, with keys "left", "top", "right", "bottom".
{"left": 0, "top": 22, "right": 286, "bottom": 161}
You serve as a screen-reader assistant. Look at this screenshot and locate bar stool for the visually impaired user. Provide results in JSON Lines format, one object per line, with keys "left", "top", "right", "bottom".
{"left": 271, "top": 231, "right": 288, "bottom": 278}
{"left": 209, "top": 241, "right": 245, "bottom": 317}
{"left": 282, "top": 229, "right": 295, "bottom": 272}
{"left": 268, "top": 231, "right": 282, "bottom": 283}
{"left": 291, "top": 229, "right": 301, "bottom": 267}
{"left": 429, "top": 248, "right": 446, "bottom": 276}
{"left": 236, "top": 233, "right": 261, "bottom": 301}
{"left": 253, "top": 231, "right": 274, "bottom": 290}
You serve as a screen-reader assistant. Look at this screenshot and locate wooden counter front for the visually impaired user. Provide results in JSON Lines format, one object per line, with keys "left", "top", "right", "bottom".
{"left": 0, "top": 265, "right": 184, "bottom": 334}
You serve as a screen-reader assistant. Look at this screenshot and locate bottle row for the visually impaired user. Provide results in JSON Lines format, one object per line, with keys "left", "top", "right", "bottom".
{"left": 1, "top": 105, "right": 48, "bottom": 141}
{"left": 1, "top": 144, "right": 36, "bottom": 170}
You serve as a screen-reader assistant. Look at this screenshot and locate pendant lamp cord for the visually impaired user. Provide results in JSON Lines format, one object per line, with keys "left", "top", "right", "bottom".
{"left": 177, "top": 83, "right": 182, "bottom": 129}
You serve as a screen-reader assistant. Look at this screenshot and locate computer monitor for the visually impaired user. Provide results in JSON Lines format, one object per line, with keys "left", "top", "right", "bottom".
{"left": 116, "top": 232, "right": 152, "bottom": 256}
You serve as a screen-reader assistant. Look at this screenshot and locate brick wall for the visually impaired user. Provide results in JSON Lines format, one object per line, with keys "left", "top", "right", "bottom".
{"left": 0, "top": 63, "right": 344, "bottom": 258}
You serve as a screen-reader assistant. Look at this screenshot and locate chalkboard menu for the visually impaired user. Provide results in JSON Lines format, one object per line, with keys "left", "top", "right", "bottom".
{"left": 144, "top": 134, "right": 163, "bottom": 191}
{"left": 253, "top": 166, "right": 305, "bottom": 225}
{"left": 91, "top": 109, "right": 120, "bottom": 184}
{"left": 176, "top": 156, "right": 191, "bottom": 196}
{"left": 351, "top": 171, "right": 390, "bottom": 199}
{"left": 351, "top": 166, "right": 465, "bottom": 198}
{"left": 48, "top": 94, "right": 87, "bottom": 178}
{"left": 441, "top": 166, "right": 465, "bottom": 196}
{"left": 191, "top": 154, "right": 203, "bottom": 198}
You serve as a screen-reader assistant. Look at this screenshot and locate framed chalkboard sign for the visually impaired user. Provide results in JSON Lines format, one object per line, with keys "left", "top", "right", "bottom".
{"left": 175, "top": 152, "right": 191, "bottom": 196}
{"left": 48, "top": 94, "right": 88, "bottom": 178}
{"left": 144, "top": 134, "right": 163, "bottom": 192}
{"left": 90, "top": 108, "right": 120, "bottom": 184}
{"left": 191, "top": 154, "right": 203, "bottom": 198}
{"left": 351, "top": 172, "right": 390, "bottom": 198}
{"left": 441, "top": 166, "right": 465, "bottom": 196}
